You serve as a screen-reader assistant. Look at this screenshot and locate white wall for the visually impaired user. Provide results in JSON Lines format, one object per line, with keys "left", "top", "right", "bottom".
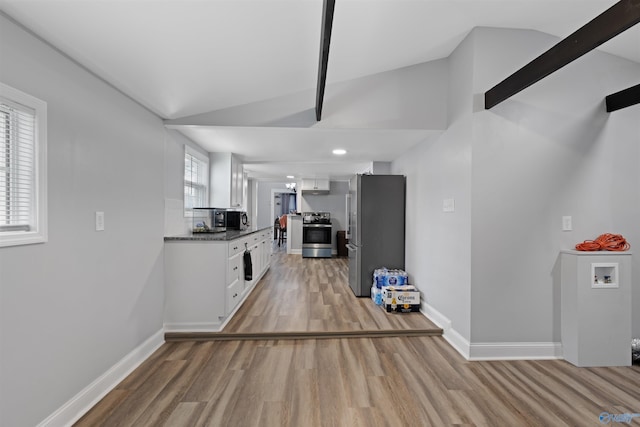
{"left": 165, "top": 60, "right": 449, "bottom": 131}
{"left": 0, "top": 15, "right": 169, "bottom": 427}
{"left": 393, "top": 26, "right": 640, "bottom": 352}
{"left": 321, "top": 60, "right": 448, "bottom": 130}
{"left": 470, "top": 27, "right": 640, "bottom": 342}
{"left": 392, "top": 31, "right": 473, "bottom": 343}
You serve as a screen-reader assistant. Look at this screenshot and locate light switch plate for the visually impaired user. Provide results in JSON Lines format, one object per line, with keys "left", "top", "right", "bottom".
{"left": 96, "top": 211, "right": 105, "bottom": 231}
{"left": 562, "top": 215, "right": 572, "bottom": 231}
{"left": 443, "top": 198, "right": 455, "bottom": 213}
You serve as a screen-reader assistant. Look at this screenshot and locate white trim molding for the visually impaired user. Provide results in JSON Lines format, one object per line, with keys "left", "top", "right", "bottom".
{"left": 421, "top": 301, "right": 470, "bottom": 360}
{"left": 421, "top": 301, "right": 563, "bottom": 361}
{"left": 37, "top": 329, "right": 165, "bottom": 427}
{"left": 0, "top": 82, "right": 48, "bottom": 247}
{"left": 468, "top": 342, "right": 563, "bottom": 361}
{"left": 163, "top": 321, "right": 223, "bottom": 333}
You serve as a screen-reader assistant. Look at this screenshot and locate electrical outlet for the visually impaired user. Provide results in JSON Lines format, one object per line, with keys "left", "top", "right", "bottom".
{"left": 96, "top": 211, "right": 105, "bottom": 231}
{"left": 562, "top": 215, "right": 572, "bottom": 231}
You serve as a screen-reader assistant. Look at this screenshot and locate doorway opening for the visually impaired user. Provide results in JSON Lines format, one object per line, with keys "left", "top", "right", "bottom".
{"left": 270, "top": 189, "right": 297, "bottom": 248}
{"left": 273, "top": 192, "right": 296, "bottom": 220}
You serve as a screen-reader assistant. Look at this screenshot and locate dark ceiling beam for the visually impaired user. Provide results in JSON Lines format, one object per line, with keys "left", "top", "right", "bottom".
{"left": 606, "top": 83, "right": 640, "bottom": 112}
{"left": 315, "top": 0, "right": 336, "bottom": 121}
{"left": 485, "top": 0, "right": 640, "bottom": 109}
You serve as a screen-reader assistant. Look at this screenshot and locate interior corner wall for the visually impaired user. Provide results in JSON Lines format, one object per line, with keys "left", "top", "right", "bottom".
{"left": 469, "top": 27, "right": 640, "bottom": 342}
{"left": 391, "top": 32, "right": 474, "bottom": 342}
{"left": 0, "top": 14, "right": 166, "bottom": 427}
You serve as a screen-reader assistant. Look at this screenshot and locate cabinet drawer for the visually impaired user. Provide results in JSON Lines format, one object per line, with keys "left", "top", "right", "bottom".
{"left": 228, "top": 237, "right": 247, "bottom": 258}
{"left": 226, "top": 279, "right": 243, "bottom": 315}
{"left": 228, "top": 253, "right": 244, "bottom": 285}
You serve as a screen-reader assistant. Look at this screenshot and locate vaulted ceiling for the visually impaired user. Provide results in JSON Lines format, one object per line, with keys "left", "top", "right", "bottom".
{"left": 1, "top": 0, "right": 638, "bottom": 179}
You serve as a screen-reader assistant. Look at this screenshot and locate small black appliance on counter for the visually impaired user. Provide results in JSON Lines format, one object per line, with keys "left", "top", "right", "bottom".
{"left": 226, "top": 210, "right": 249, "bottom": 230}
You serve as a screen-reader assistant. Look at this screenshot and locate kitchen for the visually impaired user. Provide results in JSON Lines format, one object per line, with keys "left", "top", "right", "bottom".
{"left": 164, "top": 165, "right": 409, "bottom": 333}
{"left": 268, "top": 179, "right": 349, "bottom": 257}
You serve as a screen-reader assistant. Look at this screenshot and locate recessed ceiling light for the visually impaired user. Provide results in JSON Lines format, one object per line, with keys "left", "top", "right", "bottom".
{"left": 286, "top": 175, "right": 295, "bottom": 179}
{"left": 332, "top": 149, "right": 347, "bottom": 155}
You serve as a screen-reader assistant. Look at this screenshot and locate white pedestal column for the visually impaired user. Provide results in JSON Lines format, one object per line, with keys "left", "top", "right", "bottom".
{"left": 560, "top": 249, "right": 632, "bottom": 367}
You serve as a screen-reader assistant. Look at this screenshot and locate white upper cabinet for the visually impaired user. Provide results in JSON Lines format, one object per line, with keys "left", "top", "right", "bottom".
{"left": 301, "top": 178, "right": 330, "bottom": 194}
{"left": 209, "top": 152, "right": 245, "bottom": 208}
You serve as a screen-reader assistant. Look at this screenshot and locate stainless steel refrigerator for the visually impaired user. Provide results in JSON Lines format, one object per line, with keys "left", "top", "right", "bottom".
{"left": 346, "top": 174, "right": 406, "bottom": 297}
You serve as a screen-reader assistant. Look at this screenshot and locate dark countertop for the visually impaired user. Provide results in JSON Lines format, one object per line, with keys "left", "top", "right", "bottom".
{"left": 164, "top": 226, "right": 271, "bottom": 242}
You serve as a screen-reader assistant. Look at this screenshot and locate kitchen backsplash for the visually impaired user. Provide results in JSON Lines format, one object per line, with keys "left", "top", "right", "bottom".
{"left": 164, "top": 198, "right": 191, "bottom": 236}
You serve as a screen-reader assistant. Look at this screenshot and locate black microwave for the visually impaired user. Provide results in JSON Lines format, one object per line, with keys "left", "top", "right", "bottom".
{"left": 226, "top": 211, "right": 249, "bottom": 230}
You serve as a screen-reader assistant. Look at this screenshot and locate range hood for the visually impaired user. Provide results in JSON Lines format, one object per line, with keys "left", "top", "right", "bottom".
{"left": 302, "top": 188, "right": 330, "bottom": 195}
{"left": 301, "top": 178, "right": 330, "bottom": 195}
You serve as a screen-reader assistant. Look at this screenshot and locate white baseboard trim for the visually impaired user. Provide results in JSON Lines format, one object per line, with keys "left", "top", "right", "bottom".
{"left": 420, "top": 301, "right": 562, "bottom": 361}
{"left": 421, "top": 301, "right": 470, "bottom": 359}
{"left": 163, "top": 322, "right": 223, "bottom": 333}
{"left": 468, "top": 342, "right": 562, "bottom": 361}
{"left": 443, "top": 327, "right": 471, "bottom": 360}
{"left": 420, "top": 301, "right": 451, "bottom": 330}
{"left": 37, "top": 329, "right": 165, "bottom": 427}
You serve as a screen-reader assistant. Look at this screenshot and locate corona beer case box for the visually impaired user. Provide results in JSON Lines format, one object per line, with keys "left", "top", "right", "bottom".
{"left": 382, "top": 285, "right": 420, "bottom": 313}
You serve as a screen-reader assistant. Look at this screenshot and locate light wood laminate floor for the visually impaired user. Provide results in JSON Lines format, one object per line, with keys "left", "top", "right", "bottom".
{"left": 224, "top": 248, "right": 439, "bottom": 333}
{"left": 166, "top": 246, "right": 441, "bottom": 340}
{"left": 75, "top": 336, "right": 640, "bottom": 426}
{"left": 75, "top": 245, "right": 640, "bottom": 426}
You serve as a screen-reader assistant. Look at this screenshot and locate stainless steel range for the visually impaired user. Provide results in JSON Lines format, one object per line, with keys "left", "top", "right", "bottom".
{"left": 302, "top": 212, "right": 332, "bottom": 258}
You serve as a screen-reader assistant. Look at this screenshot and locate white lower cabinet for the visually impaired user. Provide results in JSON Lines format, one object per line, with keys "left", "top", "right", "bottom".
{"left": 261, "top": 239, "right": 270, "bottom": 273}
{"left": 226, "top": 279, "right": 244, "bottom": 315}
{"left": 228, "top": 251, "right": 244, "bottom": 285}
{"left": 247, "top": 242, "right": 261, "bottom": 291}
{"left": 226, "top": 249, "right": 245, "bottom": 315}
{"left": 164, "top": 241, "right": 227, "bottom": 331}
{"left": 164, "top": 227, "right": 271, "bottom": 332}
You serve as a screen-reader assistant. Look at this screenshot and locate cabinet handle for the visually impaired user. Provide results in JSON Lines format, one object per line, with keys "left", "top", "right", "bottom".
{"left": 233, "top": 266, "right": 238, "bottom": 271}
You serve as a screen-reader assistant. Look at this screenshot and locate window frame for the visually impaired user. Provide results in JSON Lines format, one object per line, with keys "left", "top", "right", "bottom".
{"left": 0, "top": 82, "right": 47, "bottom": 247}
{"left": 183, "top": 145, "right": 209, "bottom": 217}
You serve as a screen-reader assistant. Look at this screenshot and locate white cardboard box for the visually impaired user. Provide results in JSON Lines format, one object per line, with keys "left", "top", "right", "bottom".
{"left": 382, "top": 285, "right": 420, "bottom": 313}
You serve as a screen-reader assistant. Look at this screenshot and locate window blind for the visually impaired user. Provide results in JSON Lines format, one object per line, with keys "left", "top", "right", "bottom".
{"left": 184, "top": 150, "right": 208, "bottom": 211}
{"left": 0, "top": 100, "right": 36, "bottom": 232}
